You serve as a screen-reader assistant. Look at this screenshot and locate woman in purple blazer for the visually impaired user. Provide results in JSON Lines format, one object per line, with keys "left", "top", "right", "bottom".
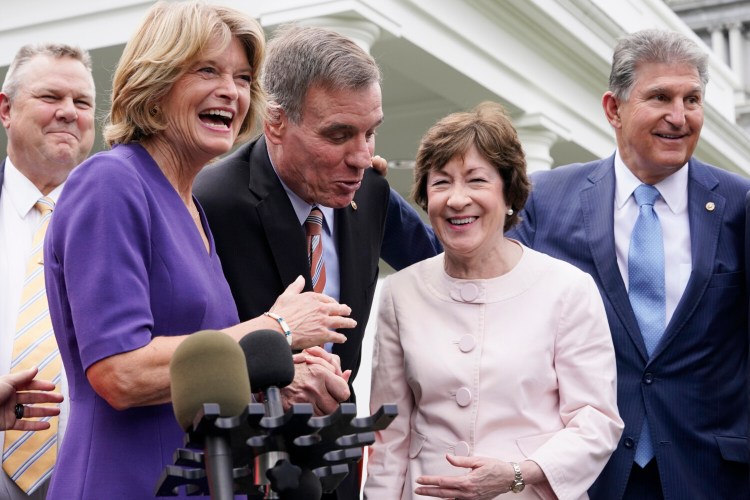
{"left": 43, "top": 3, "right": 353, "bottom": 498}
{"left": 365, "top": 102, "right": 623, "bottom": 499}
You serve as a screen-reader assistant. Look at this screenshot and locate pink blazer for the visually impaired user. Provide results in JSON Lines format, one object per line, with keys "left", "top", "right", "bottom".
{"left": 364, "top": 246, "right": 623, "bottom": 499}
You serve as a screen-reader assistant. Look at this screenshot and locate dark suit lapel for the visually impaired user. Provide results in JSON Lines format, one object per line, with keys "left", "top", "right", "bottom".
{"left": 332, "top": 202, "right": 361, "bottom": 358}
{"left": 248, "top": 138, "right": 311, "bottom": 290}
{"left": 652, "top": 160, "right": 722, "bottom": 359}
{"left": 581, "top": 158, "right": 649, "bottom": 360}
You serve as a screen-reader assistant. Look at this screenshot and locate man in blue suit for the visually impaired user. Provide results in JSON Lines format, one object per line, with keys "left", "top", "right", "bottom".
{"left": 510, "top": 29, "right": 749, "bottom": 499}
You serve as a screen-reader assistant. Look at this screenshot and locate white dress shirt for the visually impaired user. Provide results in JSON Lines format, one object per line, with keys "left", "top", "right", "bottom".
{"left": 0, "top": 158, "right": 68, "bottom": 499}
{"left": 613, "top": 150, "right": 692, "bottom": 327}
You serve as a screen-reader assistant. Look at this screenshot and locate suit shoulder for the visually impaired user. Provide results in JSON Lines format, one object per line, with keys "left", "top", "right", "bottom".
{"left": 195, "top": 140, "right": 256, "bottom": 194}
{"left": 530, "top": 159, "right": 605, "bottom": 190}
{"left": 699, "top": 161, "right": 750, "bottom": 190}
{"left": 361, "top": 168, "right": 389, "bottom": 192}
{"left": 355, "top": 169, "right": 390, "bottom": 204}
{"left": 525, "top": 245, "right": 593, "bottom": 281}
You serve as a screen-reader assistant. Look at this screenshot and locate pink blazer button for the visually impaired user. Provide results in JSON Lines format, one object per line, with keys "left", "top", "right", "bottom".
{"left": 456, "top": 387, "right": 472, "bottom": 407}
{"left": 459, "top": 335, "right": 476, "bottom": 352}
{"left": 460, "top": 283, "right": 479, "bottom": 301}
{"left": 454, "top": 441, "right": 470, "bottom": 456}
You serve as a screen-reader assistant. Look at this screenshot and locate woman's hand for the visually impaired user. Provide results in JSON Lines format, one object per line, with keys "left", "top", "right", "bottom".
{"left": 414, "top": 454, "right": 523, "bottom": 499}
{"left": 268, "top": 276, "right": 356, "bottom": 350}
{"left": 0, "top": 367, "right": 63, "bottom": 432}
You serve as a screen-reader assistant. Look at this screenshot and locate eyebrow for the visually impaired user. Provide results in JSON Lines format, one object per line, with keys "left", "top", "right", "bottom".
{"left": 647, "top": 84, "right": 703, "bottom": 95}
{"left": 320, "top": 116, "right": 384, "bottom": 135}
{"left": 192, "top": 58, "right": 252, "bottom": 72}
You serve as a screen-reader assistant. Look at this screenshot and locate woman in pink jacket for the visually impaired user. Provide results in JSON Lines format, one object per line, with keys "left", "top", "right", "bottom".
{"left": 365, "top": 102, "right": 623, "bottom": 499}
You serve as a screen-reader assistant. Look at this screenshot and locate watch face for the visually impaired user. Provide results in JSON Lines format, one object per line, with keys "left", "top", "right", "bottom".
{"left": 511, "top": 482, "right": 525, "bottom": 493}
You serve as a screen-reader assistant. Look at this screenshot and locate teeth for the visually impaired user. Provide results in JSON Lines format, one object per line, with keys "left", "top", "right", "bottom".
{"left": 449, "top": 217, "right": 476, "bottom": 225}
{"left": 204, "top": 109, "right": 233, "bottom": 119}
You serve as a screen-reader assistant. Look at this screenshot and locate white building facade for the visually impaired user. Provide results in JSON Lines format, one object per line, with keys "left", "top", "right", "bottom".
{"left": 1, "top": 0, "right": 749, "bottom": 189}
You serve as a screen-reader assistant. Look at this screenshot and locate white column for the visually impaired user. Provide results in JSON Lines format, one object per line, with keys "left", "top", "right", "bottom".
{"left": 711, "top": 24, "right": 728, "bottom": 65}
{"left": 515, "top": 113, "right": 570, "bottom": 173}
{"left": 728, "top": 22, "right": 745, "bottom": 89}
{"left": 299, "top": 16, "right": 380, "bottom": 54}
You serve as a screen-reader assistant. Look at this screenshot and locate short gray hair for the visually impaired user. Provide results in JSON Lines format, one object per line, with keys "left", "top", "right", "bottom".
{"left": 262, "top": 24, "right": 381, "bottom": 124}
{"left": 2, "top": 43, "right": 93, "bottom": 100}
{"left": 609, "top": 29, "right": 708, "bottom": 101}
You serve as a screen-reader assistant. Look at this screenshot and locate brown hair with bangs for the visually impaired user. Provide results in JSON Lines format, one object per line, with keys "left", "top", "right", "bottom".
{"left": 412, "top": 101, "right": 530, "bottom": 232}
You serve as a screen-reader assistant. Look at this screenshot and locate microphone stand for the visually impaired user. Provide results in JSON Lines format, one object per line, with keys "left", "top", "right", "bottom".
{"left": 255, "top": 386, "right": 295, "bottom": 499}
{"left": 155, "top": 401, "right": 398, "bottom": 498}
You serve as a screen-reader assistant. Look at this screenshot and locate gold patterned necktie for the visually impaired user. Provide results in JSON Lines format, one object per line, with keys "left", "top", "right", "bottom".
{"left": 305, "top": 207, "right": 326, "bottom": 293}
{"left": 2, "top": 196, "right": 61, "bottom": 494}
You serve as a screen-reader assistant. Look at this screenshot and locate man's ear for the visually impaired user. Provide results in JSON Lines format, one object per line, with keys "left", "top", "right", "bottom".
{"left": 602, "top": 91, "right": 622, "bottom": 129}
{"left": 0, "top": 93, "right": 12, "bottom": 129}
{"left": 264, "top": 106, "right": 286, "bottom": 145}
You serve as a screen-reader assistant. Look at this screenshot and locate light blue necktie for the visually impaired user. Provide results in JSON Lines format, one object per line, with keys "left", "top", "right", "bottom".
{"left": 628, "top": 184, "right": 666, "bottom": 467}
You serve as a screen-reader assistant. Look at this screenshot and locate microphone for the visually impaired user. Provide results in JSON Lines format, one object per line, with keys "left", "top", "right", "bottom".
{"left": 239, "top": 329, "right": 295, "bottom": 417}
{"left": 170, "top": 330, "right": 252, "bottom": 499}
{"left": 239, "top": 330, "right": 310, "bottom": 498}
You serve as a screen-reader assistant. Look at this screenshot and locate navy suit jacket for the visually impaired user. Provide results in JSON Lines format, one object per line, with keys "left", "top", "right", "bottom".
{"left": 509, "top": 155, "right": 750, "bottom": 499}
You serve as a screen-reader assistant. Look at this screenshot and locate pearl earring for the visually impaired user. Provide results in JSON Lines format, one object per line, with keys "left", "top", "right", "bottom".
{"left": 507, "top": 208, "right": 514, "bottom": 216}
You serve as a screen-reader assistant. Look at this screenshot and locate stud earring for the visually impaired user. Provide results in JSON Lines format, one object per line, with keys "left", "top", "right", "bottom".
{"left": 507, "top": 208, "right": 514, "bottom": 216}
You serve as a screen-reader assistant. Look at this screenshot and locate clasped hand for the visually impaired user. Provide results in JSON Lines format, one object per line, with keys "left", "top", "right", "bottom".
{"left": 281, "top": 347, "right": 351, "bottom": 415}
{"left": 415, "top": 455, "right": 515, "bottom": 499}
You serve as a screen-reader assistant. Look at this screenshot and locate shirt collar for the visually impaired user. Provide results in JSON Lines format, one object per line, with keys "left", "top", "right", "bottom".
{"left": 613, "top": 149, "right": 688, "bottom": 214}
{"left": 3, "top": 156, "right": 64, "bottom": 218}
{"left": 266, "top": 149, "right": 334, "bottom": 234}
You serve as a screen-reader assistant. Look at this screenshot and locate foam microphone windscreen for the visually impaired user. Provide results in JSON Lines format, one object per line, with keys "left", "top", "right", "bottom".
{"left": 238, "top": 329, "right": 295, "bottom": 392}
{"left": 170, "top": 330, "right": 252, "bottom": 430}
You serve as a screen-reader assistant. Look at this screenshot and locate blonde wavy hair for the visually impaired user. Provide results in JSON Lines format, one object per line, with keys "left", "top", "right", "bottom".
{"left": 104, "top": 1, "right": 265, "bottom": 147}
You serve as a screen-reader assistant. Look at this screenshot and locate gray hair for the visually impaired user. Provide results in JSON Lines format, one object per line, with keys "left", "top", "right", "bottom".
{"left": 609, "top": 29, "right": 708, "bottom": 100}
{"left": 2, "top": 43, "right": 93, "bottom": 100}
{"left": 262, "top": 24, "right": 381, "bottom": 124}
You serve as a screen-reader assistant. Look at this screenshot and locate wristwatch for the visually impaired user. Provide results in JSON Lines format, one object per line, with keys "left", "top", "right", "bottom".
{"left": 509, "top": 461, "right": 525, "bottom": 493}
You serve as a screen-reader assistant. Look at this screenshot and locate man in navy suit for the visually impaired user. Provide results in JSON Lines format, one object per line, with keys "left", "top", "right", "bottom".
{"left": 510, "top": 29, "right": 749, "bottom": 499}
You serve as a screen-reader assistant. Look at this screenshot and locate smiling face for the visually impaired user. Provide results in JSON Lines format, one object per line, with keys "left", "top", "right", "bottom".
{"left": 0, "top": 54, "right": 95, "bottom": 189}
{"left": 603, "top": 61, "right": 703, "bottom": 184}
{"left": 267, "top": 82, "right": 383, "bottom": 207}
{"left": 427, "top": 145, "right": 509, "bottom": 262}
{"left": 156, "top": 36, "right": 252, "bottom": 167}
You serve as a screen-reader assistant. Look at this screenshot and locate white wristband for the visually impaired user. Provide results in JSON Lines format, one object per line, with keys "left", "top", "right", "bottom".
{"left": 263, "top": 312, "right": 292, "bottom": 346}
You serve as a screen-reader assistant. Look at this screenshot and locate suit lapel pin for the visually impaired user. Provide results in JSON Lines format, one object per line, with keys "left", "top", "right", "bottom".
{"left": 351, "top": 201, "right": 358, "bottom": 211}
{"left": 705, "top": 202, "right": 715, "bottom": 212}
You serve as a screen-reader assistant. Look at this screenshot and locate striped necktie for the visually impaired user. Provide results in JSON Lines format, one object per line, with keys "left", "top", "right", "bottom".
{"left": 2, "top": 197, "right": 61, "bottom": 494}
{"left": 628, "top": 184, "right": 665, "bottom": 467}
{"left": 305, "top": 207, "right": 326, "bottom": 293}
